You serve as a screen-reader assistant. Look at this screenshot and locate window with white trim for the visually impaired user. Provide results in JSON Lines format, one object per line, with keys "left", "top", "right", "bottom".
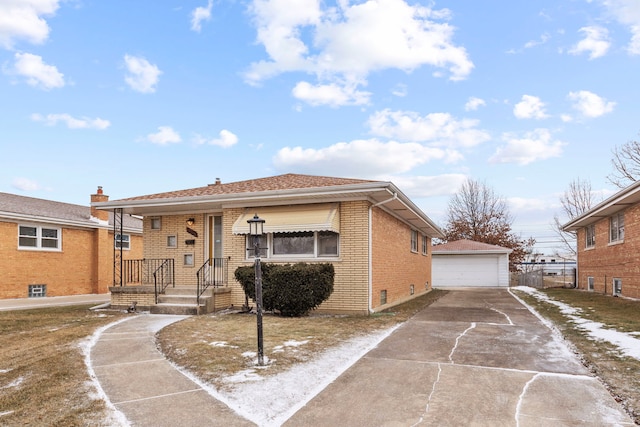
{"left": 411, "top": 230, "right": 418, "bottom": 252}
{"left": 245, "top": 231, "right": 338, "bottom": 259}
{"left": 421, "top": 235, "right": 428, "bottom": 255}
{"left": 587, "top": 276, "right": 594, "bottom": 291}
{"left": 585, "top": 224, "right": 595, "bottom": 248}
{"left": 609, "top": 212, "right": 624, "bottom": 243}
{"left": 115, "top": 233, "right": 130, "bottom": 250}
{"left": 613, "top": 278, "right": 622, "bottom": 295}
{"left": 18, "top": 225, "right": 61, "bottom": 250}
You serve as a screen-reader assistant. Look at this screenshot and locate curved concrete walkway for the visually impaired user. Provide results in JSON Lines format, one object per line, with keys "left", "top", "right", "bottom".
{"left": 90, "top": 289, "right": 634, "bottom": 426}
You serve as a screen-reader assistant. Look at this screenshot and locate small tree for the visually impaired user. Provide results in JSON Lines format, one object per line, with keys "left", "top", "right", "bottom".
{"left": 443, "top": 178, "right": 534, "bottom": 270}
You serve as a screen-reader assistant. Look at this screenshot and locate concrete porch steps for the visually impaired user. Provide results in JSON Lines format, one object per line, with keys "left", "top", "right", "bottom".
{"left": 150, "top": 286, "right": 211, "bottom": 315}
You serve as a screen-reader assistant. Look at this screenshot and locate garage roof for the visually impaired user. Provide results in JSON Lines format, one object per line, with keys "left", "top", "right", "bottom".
{"left": 432, "top": 239, "right": 512, "bottom": 255}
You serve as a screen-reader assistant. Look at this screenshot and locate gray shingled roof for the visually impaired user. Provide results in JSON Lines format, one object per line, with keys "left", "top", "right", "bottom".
{"left": 117, "top": 173, "right": 375, "bottom": 202}
{"left": 432, "top": 239, "right": 512, "bottom": 254}
{"left": 0, "top": 192, "right": 142, "bottom": 231}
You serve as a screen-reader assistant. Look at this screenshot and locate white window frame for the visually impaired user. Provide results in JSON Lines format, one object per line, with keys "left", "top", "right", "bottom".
{"left": 114, "top": 233, "right": 130, "bottom": 250}
{"left": 585, "top": 224, "right": 595, "bottom": 248}
{"left": 613, "top": 278, "right": 622, "bottom": 295}
{"left": 18, "top": 224, "right": 61, "bottom": 251}
{"left": 587, "top": 276, "right": 594, "bottom": 291}
{"left": 411, "top": 230, "right": 418, "bottom": 253}
{"left": 167, "top": 235, "right": 177, "bottom": 248}
{"left": 245, "top": 231, "right": 339, "bottom": 260}
{"left": 421, "top": 235, "right": 428, "bottom": 255}
{"left": 609, "top": 212, "right": 624, "bottom": 243}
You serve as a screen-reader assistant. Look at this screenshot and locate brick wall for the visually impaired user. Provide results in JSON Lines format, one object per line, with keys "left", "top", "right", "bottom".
{"left": 0, "top": 220, "right": 142, "bottom": 299}
{"left": 143, "top": 214, "right": 206, "bottom": 286}
{"left": 371, "top": 207, "right": 431, "bottom": 310}
{"left": 224, "top": 202, "right": 371, "bottom": 314}
{"left": 576, "top": 205, "right": 640, "bottom": 299}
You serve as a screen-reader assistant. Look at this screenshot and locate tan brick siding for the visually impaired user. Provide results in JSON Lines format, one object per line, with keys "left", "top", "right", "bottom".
{"left": 371, "top": 207, "right": 432, "bottom": 310}
{"left": 0, "top": 220, "right": 142, "bottom": 299}
{"left": 143, "top": 214, "right": 207, "bottom": 286}
{"left": 576, "top": 205, "right": 640, "bottom": 299}
{"left": 143, "top": 200, "right": 432, "bottom": 314}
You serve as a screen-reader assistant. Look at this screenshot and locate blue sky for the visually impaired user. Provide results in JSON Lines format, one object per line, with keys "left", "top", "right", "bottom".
{"left": 1, "top": 0, "right": 639, "bottom": 254}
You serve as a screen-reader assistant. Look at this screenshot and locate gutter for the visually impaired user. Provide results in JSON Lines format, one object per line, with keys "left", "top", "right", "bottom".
{"left": 368, "top": 191, "right": 398, "bottom": 313}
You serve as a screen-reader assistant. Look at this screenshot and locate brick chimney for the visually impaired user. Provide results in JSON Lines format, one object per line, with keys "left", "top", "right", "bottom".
{"left": 91, "top": 186, "right": 109, "bottom": 222}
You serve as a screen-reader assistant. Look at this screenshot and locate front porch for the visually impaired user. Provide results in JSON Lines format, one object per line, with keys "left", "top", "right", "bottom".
{"left": 109, "top": 258, "right": 233, "bottom": 315}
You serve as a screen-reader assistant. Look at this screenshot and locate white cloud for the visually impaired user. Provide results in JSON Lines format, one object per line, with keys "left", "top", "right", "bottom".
{"left": 124, "top": 54, "right": 162, "bottom": 93}
{"left": 513, "top": 95, "right": 549, "bottom": 120}
{"left": 464, "top": 97, "right": 486, "bottom": 111}
{"left": 145, "top": 126, "right": 181, "bottom": 145}
{"left": 593, "top": 0, "right": 640, "bottom": 55}
{"left": 273, "top": 139, "right": 460, "bottom": 176}
{"left": 11, "top": 177, "right": 41, "bottom": 191}
{"left": 524, "top": 32, "right": 551, "bottom": 49}
{"left": 367, "top": 109, "right": 490, "bottom": 148}
{"left": 245, "top": 0, "right": 473, "bottom": 106}
{"left": 194, "top": 129, "right": 238, "bottom": 148}
{"left": 569, "top": 26, "right": 610, "bottom": 59}
{"left": 0, "top": 0, "right": 60, "bottom": 49}
{"left": 391, "top": 84, "right": 407, "bottom": 97}
{"left": 292, "top": 80, "right": 371, "bottom": 107}
{"left": 31, "top": 113, "right": 110, "bottom": 130}
{"left": 191, "top": 0, "right": 213, "bottom": 32}
{"left": 490, "top": 128, "right": 566, "bottom": 165}
{"left": 8, "top": 52, "right": 64, "bottom": 90}
{"left": 383, "top": 174, "right": 468, "bottom": 198}
{"left": 568, "top": 90, "right": 615, "bottom": 118}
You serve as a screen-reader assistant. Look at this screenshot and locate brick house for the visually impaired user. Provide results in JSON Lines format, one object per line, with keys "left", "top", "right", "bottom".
{"left": 563, "top": 180, "right": 640, "bottom": 299}
{"left": 0, "top": 188, "right": 142, "bottom": 299}
{"left": 93, "top": 174, "right": 444, "bottom": 314}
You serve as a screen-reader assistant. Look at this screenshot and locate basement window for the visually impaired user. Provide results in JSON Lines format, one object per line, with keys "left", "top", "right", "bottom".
{"left": 380, "top": 290, "right": 387, "bottom": 305}
{"left": 587, "top": 277, "right": 594, "bottom": 291}
{"left": 28, "top": 284, "right": 46, "bottom": 298}
{"left": 613, "top": 278, "right": 622, "bottom": 296}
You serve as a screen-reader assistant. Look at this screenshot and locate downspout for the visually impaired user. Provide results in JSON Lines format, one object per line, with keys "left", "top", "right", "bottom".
{"left": 368, "top": 192, "right": 398, "bottom": 313}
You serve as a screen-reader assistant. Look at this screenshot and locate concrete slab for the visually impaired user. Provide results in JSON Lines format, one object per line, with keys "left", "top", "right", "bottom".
{"left": 0, "top": 294, "right": 110, "bottom": 311}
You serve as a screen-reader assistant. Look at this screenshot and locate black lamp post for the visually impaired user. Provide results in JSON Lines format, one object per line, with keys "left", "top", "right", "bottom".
{"left": 247, "top": 214, "right": 265, "bottom": 366}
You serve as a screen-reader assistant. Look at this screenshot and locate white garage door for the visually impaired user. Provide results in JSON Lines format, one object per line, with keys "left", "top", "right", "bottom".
{"left": 433, "top": 255, "right": 500, "bottom": 287}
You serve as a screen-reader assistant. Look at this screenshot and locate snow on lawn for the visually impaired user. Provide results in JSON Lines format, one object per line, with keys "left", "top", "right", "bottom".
{"left": 513, "top": 286, "right": 640, "bottom": 361}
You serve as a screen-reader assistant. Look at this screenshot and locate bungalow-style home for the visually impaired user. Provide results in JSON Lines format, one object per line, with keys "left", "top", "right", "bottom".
{"left": 563, "top": 179, "right": 640, "bottom": 299}
{"left": 0, "top": 188, "right": 142, "bottom": 299}
{"left": 432, "top": 239, "right": 512, "bottom": 288}
{"left": 93, "top": 174, "right": 445, "bottom": 315}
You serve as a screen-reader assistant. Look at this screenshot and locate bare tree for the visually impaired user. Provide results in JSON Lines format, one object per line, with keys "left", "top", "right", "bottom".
{"left": 552, "top": 178, "right": 595, "bottom": 256}
{"left": 443, "top": 179, "right": 534, "bottom": 270}
{"left": 608, "top": 139, "right": 640, "bottom": 188}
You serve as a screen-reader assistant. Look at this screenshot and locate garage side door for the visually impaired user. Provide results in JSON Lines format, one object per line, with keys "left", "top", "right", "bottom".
{"left": 433, "top": 255, "right": 499, "bottom": 287}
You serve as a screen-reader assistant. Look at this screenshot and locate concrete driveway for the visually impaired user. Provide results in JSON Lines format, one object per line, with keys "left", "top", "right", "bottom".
{"left": 285, "top": 288, "right": 633, "bottom": 426}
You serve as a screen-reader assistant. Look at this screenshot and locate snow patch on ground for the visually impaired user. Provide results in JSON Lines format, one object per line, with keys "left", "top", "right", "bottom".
{"left": 512, "top": 287, "right": 640, "bottom": 361}
{"left": 206, "top": 325, "right": 399, "bottom": 426}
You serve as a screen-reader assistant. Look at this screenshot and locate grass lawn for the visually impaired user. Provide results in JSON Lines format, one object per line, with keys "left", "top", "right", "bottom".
{"left": 157, "top": 289, "right": 448, "bottom": 390}
{"left": 0, "top": 306, "right": 128, "bottom": 427}
{"left": 513, "top": 288, "right": 640, "bottom": 424}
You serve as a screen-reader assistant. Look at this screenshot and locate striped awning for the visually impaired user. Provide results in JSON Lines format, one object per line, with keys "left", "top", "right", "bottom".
{"left": 232, "top": 203, "right": 339, "bottom": 234}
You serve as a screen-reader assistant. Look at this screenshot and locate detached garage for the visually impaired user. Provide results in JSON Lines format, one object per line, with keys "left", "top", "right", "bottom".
{"left": 432, "top": 239, "right": 512, "bottom": 288}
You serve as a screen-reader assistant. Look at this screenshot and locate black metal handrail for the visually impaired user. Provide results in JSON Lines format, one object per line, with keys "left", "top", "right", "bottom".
{"left": 123, "top": 258, "right": 174, "bottom": 286}
{"left": 153, "top": 259, "right": 175, "bottom": 303}
{"left": 196, "top": 257, "right": 228, "bottom": 306}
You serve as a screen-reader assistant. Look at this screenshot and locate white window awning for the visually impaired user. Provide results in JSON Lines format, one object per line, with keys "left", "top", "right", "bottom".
{"left": 232, "top": 203, "right": 339, "bottom": 234}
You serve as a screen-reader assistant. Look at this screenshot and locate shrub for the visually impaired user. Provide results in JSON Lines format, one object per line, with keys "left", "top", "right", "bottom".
{"left": 234, "top": 262, "right": 334, "bottom": 317}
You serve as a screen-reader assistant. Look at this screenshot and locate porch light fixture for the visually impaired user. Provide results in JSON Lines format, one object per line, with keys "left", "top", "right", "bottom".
{"left": 186, "top": 218, "right": 195, "bottom": 226}
{"left": 247, "top": 214, "right": 266, "bottom": 366}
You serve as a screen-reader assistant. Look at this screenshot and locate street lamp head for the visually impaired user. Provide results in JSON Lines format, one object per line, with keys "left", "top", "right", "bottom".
{"left": 247, "top": 214, "right": 265, "bottom": 236}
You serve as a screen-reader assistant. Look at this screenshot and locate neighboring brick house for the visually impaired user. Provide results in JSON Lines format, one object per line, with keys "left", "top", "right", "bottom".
{"left": 94, "top": 174, "right": 444, "bottom": 314}
{"left": 0, "top": 188, "right": 142, "bottom": 299}
{"left": 563, "top": 180, "right": 640, "bottom": 299}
